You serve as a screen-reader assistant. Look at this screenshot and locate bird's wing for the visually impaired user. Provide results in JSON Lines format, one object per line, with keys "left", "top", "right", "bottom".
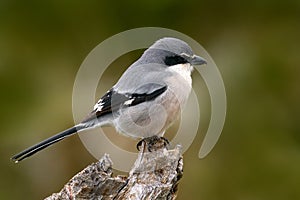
{"left": 82, "top": 83, "right": 167, "bottom": 123}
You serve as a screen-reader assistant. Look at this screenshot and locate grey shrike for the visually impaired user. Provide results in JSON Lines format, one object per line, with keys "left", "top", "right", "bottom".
{"left": 12, "top": 37, "right": 207, "bottom": 162}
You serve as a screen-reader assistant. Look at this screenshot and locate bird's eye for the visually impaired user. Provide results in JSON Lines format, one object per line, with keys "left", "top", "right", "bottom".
{"left": 164, "top": 55, "right": 188, "bottom": 66}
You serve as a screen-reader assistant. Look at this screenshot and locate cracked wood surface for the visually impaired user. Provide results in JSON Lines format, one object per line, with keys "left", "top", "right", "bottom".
{"left": 45, "top": 138, "right": 183, "bottom": 200}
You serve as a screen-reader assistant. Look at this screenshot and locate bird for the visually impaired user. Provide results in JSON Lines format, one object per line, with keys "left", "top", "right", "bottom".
{"left": 11, "top": 37, "right": 207, "bottom": 163}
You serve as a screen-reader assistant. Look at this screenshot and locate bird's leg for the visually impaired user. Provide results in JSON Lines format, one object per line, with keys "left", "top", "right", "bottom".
{"left": 136, "top": 136, "right": 170, "bottom": 152}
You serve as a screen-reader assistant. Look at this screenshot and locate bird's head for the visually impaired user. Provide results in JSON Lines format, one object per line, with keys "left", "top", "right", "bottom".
{"left": 138, "top": 37, "right": 207, "bottom": 70}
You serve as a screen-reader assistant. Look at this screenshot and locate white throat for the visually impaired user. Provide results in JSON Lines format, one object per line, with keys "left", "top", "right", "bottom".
{"left": 168, "top": 63, "right": 193, "bottom": 86}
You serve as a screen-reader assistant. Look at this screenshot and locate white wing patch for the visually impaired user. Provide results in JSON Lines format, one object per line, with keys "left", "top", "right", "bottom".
{"left": 124, "top": 99, "right": 134, "bottom": 106}
{"left": 94, "top": 100, "right": 104, "bottom": 111}
{"left": 93, "top": 89, "right": 112, "bottom": 112}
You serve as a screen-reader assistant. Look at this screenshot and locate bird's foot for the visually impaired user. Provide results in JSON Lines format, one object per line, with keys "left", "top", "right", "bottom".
{"left": 137, "top": 136, "right": 170, "bottom": 152}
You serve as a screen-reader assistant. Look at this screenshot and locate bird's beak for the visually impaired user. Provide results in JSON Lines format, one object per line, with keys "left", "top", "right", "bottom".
{"left": 190, "top": 55, "right": 207, "bottom": 66}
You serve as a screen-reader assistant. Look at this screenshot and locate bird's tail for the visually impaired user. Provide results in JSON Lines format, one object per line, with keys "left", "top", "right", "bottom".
{"left": 11, "top": 125, "right": 84, "bottom": 163}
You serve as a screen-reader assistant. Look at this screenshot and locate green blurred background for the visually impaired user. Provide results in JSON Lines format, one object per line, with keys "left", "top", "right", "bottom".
{"left": 1, "top": 1, "right": 300, "bottom": 199}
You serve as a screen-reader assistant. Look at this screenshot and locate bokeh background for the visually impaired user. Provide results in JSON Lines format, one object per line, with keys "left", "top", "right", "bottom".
{"left": 1, "top": 1, "right": 300, "bottom": 199}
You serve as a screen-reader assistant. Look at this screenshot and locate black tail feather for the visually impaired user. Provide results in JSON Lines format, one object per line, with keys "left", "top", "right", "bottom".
{"left": 11, "top": 126, "right": 80, "bottom": 163}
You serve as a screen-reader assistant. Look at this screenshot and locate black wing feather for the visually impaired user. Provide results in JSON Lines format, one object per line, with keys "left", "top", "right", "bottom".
{"left": 130, "top": 85, "right": 167, "bottom": 106}
{"left": 83, "top": 84, "right": 167, "bottom": 122}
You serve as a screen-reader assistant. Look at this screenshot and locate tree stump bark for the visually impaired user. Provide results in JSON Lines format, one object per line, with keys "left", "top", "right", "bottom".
{"left": 45, "top": 138, "right": 183, "bottom": 200}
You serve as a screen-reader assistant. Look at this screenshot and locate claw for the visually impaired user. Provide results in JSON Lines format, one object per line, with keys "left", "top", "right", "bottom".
{"left": 137, "top": 136, "right": 170, "bottom": 152}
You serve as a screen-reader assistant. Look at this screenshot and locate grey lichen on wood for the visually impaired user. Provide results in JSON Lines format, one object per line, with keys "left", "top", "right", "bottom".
{"left": 45, "top": 137, "right": 183, "bottom": 200}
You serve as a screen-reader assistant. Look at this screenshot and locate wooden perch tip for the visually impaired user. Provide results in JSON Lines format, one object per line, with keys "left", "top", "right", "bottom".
{"left": 45, "top": 137, "right": 183, "bottom": 200}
